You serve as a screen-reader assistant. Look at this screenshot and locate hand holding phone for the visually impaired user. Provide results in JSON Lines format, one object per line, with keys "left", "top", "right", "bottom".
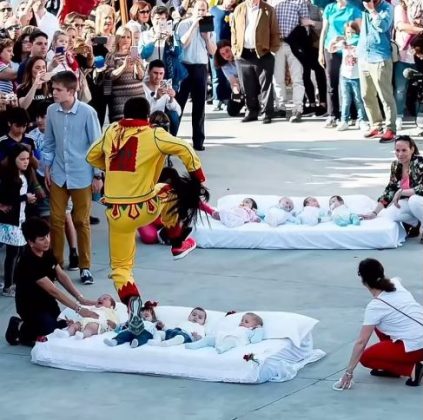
{"left": 55, "top": 46, "right": 65, "bottom": 55}
{"left": 130, "top": 46, "right": 138, "bottom": 60}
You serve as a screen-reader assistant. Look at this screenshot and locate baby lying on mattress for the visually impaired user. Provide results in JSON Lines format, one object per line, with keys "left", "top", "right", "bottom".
{"left": 54, "top": 294, "right": 119, "bottom": 339}
{"left": 186, "top": 312, "right": 264, "bottom": 353}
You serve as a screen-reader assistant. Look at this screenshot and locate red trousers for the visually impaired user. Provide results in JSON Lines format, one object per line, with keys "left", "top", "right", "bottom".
{"left": 360, "top": 329, "right": 423, "bottom": 376}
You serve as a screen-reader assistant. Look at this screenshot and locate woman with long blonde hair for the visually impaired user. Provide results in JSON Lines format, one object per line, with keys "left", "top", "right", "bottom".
{"left": 105, "top": 25, "right": 145, "bottom": 122}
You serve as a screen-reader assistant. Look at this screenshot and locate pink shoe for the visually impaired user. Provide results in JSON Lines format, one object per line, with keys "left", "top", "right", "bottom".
{"left": 171, "top": 237, "right": 197, "bottom": 260}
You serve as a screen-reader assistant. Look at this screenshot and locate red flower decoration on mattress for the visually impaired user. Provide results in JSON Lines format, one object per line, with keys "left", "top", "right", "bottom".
{"left": 243, "top": 353, "right": 259, "bottom": 365}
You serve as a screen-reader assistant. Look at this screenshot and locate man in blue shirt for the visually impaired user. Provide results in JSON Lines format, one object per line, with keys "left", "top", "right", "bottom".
{"left": 43, "top": 71, "right": 102, "bottom": 285}
{"left": 357, "top": 0, "right": 397, "bottom": 143}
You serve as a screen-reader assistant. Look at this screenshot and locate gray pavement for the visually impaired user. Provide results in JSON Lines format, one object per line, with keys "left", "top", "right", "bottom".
{"left": 0, "top": 108, "right": 421, "bottom": 420}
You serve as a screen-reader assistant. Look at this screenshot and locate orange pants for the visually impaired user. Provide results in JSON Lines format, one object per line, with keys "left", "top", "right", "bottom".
{"left": 106, "top": 185, "right": 179, "bottom": 303}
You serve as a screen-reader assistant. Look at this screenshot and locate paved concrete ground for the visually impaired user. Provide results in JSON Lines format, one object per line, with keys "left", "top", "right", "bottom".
{"left": 0, "top": 108, "right": 421, "bottom": 420}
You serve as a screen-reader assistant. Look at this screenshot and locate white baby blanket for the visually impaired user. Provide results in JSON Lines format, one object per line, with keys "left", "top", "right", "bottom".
{"left": 193, "top": 195, "right": 406, "bottom": 250}
{"left": 31, "top": 307, "right": 325, "bottom": 383}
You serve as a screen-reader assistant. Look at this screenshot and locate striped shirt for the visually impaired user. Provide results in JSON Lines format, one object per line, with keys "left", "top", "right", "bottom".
{"left": 0, "top": 62, "right": 14, "bottom": 94}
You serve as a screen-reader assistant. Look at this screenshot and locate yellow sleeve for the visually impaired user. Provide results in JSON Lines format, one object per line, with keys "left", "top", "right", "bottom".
{"left": 86, "top": 124, "right": 115, "bottom": 171}
{"left": 153, "top": 128, "right": 206, "bottom": 182}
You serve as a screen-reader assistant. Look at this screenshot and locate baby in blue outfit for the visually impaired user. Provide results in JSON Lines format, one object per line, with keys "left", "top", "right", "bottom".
{"left": 329, "top": 195, "right": 361, "bottom": 227}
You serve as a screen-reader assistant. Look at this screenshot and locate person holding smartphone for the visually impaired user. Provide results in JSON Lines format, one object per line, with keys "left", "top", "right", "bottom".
{"left": 176, "top": 0, "right": 216, "bottom": 151}
{"left": 105, "top": 25, "right": 145, "bottom": 122}
{"left": 143, "top": 59, "right": 181, "bottom": 135}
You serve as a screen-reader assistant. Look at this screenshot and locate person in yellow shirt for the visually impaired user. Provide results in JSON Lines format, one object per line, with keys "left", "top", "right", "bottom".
{"left": 86, "top": 97, "right": 206, "bottom": 336}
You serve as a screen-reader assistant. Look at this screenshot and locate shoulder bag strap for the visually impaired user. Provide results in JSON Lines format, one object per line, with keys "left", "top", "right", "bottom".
{"left": 376, "top": 297, "right": 423, "bottom": 327}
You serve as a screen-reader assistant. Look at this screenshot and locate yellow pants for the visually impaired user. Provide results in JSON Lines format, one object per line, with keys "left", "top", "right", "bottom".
{"left": 106, "top": 185, "right": 178, "bottom": 303}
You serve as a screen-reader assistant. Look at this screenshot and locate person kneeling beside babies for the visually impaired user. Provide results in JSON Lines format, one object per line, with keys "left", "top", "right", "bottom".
{"left": 264, "top": 196, "right": 299, "bottom": 227}
{"left": 329, "top": 195, "right": 361, "bottom": 227}
{"left": 185, "top": 312, "right": 264, "bottom": 353}
{"left": 201, "top": 198, "right": 261, "bottom": 228}
{"left": 54, "top": 294, "right": 119, "bottom": 339}
{"left": 148, "top": 307, "right": 207, "bottom": 346}
{"left": 104, "top": 300, "right": 163, "bottom": 348}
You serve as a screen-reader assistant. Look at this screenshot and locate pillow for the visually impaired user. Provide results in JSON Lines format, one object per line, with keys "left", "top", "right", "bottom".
{"left": 59, "top": 302, "right": 128, "bottom": 324}
{"left": 213, "top": 311, "right": 319, "bottom": 347}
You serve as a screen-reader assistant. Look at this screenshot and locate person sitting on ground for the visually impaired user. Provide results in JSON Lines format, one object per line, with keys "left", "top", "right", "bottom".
{"left": 297, "top": 196, "right": 328, "bottom": 226}
{"left": 148, "top": 307, "right": 207, "bottom": 346}
{"left": 337, "top": 258, "right": 423, "bottom": 390}
{"left": 361, "top": 135, "right": 423, "bottom": 243}
{"left": 5, "top": 217, "right": 97, "bottom": 346}
{"left": 186, "top": 312, "right": 264, "bottom": 353}
{"left": 264, "top": 196, "right": 298, "bottom": 227}
{"left": 209, "top": 198, "right": 261, "bottom": 228}
{"left": 54, "top": 293, "right": 119, "bottom": 339}
{"left": 328, "top": 195, "right": 361, "bottom": 226}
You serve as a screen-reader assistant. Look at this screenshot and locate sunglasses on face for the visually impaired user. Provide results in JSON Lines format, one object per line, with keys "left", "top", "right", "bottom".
{"left": 74, "top": 23, "right": 84, "bottom": 28}
{"left": 7, "top": 25, "right": 21, "bottom": 30}
{"left": 138, "top": 9, "right": 149, "bottom": 14}
{"left": 0, "top": 7, "right": 12, "bottom": 12}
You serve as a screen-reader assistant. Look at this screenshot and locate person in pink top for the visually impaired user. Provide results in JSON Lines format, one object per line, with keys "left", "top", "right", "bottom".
{"left": 361, "top": 136, "right": 423, "bottom": 243}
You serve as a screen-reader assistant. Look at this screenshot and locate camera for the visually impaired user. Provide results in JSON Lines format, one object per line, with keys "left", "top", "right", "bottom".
{"left": 403, "top": 68, "right": 423, "bottom": 103}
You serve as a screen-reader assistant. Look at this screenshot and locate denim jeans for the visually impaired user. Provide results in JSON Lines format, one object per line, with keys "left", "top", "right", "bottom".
{"left": 394, "top": 61, "right": 416, "bottom": 117}
{"left": 340, "top": 76, "right": 366, "bottom": 122}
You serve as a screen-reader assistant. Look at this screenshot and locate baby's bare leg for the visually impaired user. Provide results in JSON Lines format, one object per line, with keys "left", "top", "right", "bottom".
{"left": 67, "top": 322, "right": 82, "bottom": 336}
{"left": 82, "top": 322, "right": 100, "bottom": 338}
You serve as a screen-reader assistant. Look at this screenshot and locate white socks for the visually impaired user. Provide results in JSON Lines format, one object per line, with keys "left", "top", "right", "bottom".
{"left": 104, "top": 338, "right": 118, "bottom": 347}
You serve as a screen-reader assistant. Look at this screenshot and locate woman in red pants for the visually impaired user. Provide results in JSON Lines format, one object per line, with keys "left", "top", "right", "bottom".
{"left": 339, "top": 258, "right": 423, "bottom": 389}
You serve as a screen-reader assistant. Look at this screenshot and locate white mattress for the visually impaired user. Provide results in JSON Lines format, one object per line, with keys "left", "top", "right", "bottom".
{"left": 31, "top": 307, "right": 325, "bottom": 384}
{"left": 193, "top": 194, "right": 406, "bottom": 250}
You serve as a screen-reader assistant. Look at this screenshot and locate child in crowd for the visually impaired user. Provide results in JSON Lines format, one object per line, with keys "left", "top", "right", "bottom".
{"left": 297, "top": 196, "right": 328, "bottom": 226}
{"left": 0, "top": 144, "right": 36, "bottom": 297}
{"left": 329, "top": 195, "right": 361, "bottom": 227}
{"left": 104, "top": 300, "right": 163, "bottom": 348}
{"left": 207, "top": 198, "right": 261, "bottom": 228}
{"left": 47, "top": 30, "right": 79, "bottom": 75}
{"left": 54, "top": 294, "right": 119, "bottom": 339}
{"left": 329, "top": 21, "right": 367, "bottom": 132}
{"left": 148, "top": 307, "right": 207, "bottom": 347}
{"left": 264, "top": 196, "right": 298, "bottom": 227}
{"left": 186, "top": 312, "right": 264, "bottom": 354}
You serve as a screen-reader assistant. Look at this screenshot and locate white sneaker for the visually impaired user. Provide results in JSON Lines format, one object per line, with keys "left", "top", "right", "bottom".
{"left": 396, "top": 117, "right": 403, "bottom": 131}
{"left": 104, "top": 338, "right": 117, "bottom": 346}
{"left": 324, "top": 116, "right": 337, "bottom": 128}
{"left": 336, "top": 122, "right": 349, "bottom": 131}
{"left": 416, "top": 115, "right": 423, "bottom": 128}
{"left": 359, "top": 121, "right": 370, "bottom": 131}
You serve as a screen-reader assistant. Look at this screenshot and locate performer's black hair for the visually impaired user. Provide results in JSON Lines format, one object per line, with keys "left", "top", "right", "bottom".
{"left": 158, "top": 166, "right": 210, "bottom": 226}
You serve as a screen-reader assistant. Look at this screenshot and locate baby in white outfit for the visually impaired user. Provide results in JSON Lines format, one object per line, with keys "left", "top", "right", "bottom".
{"left": 185, "top": 312, "right": 264, "bottom": 353}
{"left": 264, "top": 196, "right": 298, "bottom": 227}
{"left": 297, "top": 196, "right": 329, "bottom": 226}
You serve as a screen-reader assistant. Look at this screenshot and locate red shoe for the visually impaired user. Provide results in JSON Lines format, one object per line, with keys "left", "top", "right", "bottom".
{"left": 364, "top": 128, "right": 382, "bottom": 138}
{"left": 379, "top": 129, "right": 396, "bottom": 143}
{"left": 172, "top": 237, "right": 197, "bottom": 260}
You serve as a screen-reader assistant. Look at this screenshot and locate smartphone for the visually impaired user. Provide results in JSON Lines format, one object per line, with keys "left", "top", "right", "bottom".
{"left": 40, "top": 72, "right": 53, "bottom": 82}
{"left": 166, "top": 20, "right": 173, "bottom": 33}
{"left": 92, "top": 36, "right": 108, "bottom": 45}
{"left": 158, "top": 20, "right": 167, "bottom": 34}
{"left": 55, "top": 46, "right": 65, "bottom": 55}
{"left": 130, "top": 45, "right": 138, "bottom": 59}
{"left": 165, "top": 79, "right": 172, "bottom": 88}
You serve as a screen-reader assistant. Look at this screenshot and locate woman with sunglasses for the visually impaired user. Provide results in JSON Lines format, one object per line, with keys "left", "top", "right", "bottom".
{"left": 128, "top": 1, "right": 151, "bottom": 33}
{"left": 337, "top": 258, "right": 423, "bottom": 390}
{"left": 361, "top": 135, "right": 423, "bottom": 244}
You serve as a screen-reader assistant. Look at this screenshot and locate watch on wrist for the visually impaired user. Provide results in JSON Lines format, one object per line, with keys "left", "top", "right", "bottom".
{"left": 93, "top": 175, "right": 102, "bottom": 180}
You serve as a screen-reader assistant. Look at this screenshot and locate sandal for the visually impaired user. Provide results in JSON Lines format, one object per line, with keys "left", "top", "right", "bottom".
{"left": 405, "top": 362, "right": 423, "bottom": 386}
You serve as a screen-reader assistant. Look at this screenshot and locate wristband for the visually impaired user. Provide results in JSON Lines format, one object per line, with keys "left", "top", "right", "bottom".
{"left": 345, "top": 370, "right": 353, "bottom": 377}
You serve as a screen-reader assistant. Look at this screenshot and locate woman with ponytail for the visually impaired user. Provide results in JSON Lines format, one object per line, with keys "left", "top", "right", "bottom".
{"left": 338, "top": 258, "right": 423, "bottom": 390}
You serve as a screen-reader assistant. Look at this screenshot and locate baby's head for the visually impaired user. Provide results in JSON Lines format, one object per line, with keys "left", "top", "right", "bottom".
{"left": 329, "top": 195, "right": 344, "bottom": 211}
{"left": 188, "top": 307, "right": 207, "bottom": 325}
{"left": 240, "top": 198, "right": 258, "bottom": 210}
{"left": 303, "top": 196, "right": 320, "bottom": 208}
{"left": 95, "top": 294, "right": 116, "bottom": 309}
{"left": 239, "top": 312, "right": 263, "bottom": 329}
{"left": 142, "top": 300, "right": 158, "bottom": 322}
{"left": 279, "top": 196, "right": 294, "bottom": 212}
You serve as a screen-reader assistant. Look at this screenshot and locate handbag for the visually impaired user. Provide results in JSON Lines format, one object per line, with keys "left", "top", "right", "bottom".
{"left": 377, "top": 297, "right": 423, "bottom": 327}
{"left": 391, "top": 40, "right": 400, "bottom": 64}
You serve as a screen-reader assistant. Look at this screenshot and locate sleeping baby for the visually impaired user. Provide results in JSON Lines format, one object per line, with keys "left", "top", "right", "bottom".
{"left": 297, "top": 196, "right": 329, "bottom": 226}
{"left": 329, "top": 195, "right": 361, "bottom": 227}
{"left": 212, "top": 198, "right": 261, "bottom": 228}
{"left": 185, "top": 312, "right": 264, "bottom": 353}
{"left": 264, "top": 196, "right": 298, "bottom": 227}
{"left": 54, "top": 294, "right": 119, "bottom": 339}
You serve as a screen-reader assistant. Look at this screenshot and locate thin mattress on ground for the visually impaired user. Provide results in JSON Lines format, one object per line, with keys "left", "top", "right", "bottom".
{"left": 193, "top": 194, "right": 406, "bottom": 250}
{"left": 30, "top": 306, "right": 326, "bottom": 383}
